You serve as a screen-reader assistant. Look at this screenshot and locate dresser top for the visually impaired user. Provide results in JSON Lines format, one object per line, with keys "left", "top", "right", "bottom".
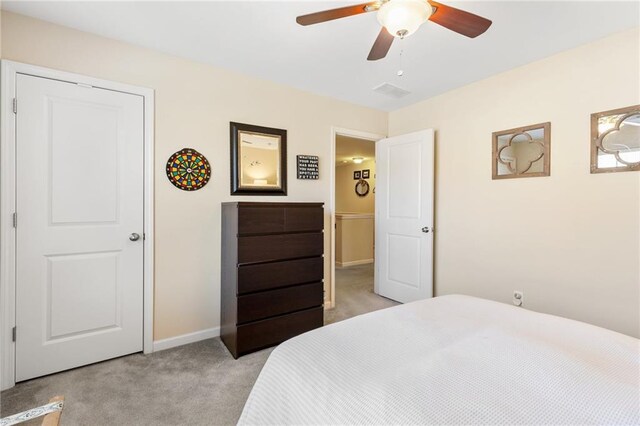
{"left": 223, "top": 202, "right": 324, "bottom": 208}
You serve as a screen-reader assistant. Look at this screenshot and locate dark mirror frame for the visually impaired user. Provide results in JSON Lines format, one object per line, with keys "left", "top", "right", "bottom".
{"left": 230, "top": 122, "right": 287, "bottom": 196}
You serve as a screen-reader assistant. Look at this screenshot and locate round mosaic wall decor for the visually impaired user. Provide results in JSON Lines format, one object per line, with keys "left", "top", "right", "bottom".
{"left": 166, "top": 148, "right": 211, "bottom": 191}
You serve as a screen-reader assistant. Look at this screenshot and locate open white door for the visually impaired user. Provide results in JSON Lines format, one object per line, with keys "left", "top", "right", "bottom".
{"left": 375, "top": 129, "right": 434, "bottom": 303}
{"left": 15, "top": 73, "right": 144, "bottom": 381}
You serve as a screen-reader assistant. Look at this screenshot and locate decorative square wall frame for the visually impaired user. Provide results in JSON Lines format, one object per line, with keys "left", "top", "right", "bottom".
{"left": 492, "top": 122, "right": 551, "bottom": 180}
{"left": 590, "top": 105, "right": 640, "bottom": 174}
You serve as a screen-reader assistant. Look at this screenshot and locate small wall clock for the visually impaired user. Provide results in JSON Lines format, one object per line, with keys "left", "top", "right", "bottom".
{"left": 355, "top": 179, "right": 370, "bottom": 197}
{"left": 166, "top": 148, "right": 211, "bottom": 191}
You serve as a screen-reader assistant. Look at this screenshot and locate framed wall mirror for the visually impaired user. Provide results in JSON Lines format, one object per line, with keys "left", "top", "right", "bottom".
{"left": 591, "top": 105, "right": 640, "bottom": 174}
{"left": 492, "top": 122, "right": 551, "bottom": 180}
{"left": 230, "top": 122, "right": 287, "bottom": 195}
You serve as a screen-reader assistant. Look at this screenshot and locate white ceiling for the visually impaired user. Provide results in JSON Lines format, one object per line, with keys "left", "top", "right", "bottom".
{"left": 3, "top": 1, "right": 638, "bottom": 111}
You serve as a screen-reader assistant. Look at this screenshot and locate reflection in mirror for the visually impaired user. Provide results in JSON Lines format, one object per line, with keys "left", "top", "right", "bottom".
{"left": 230, "top": 122, "right": 287, "bottom": 195}
{"left": 239, "top": 131, "right": 281, "bottom": 188}
{"left": 591, "top": 105, "right": 640, "bottom": 173}
{"left": 492, "top": 123, "right": 550, "bottom": 180}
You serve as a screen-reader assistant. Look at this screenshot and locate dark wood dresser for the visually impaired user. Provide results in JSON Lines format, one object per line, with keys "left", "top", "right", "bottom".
{"left": 220, "top": 202, "right": 324, "bottom": 358}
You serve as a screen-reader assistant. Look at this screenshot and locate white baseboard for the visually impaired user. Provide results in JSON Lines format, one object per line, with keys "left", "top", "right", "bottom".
{"left": 153, "top": 327, "right": 220, "bottom": 352}
{"left": 336, "top": 259, "right": 374, "bottom": 268}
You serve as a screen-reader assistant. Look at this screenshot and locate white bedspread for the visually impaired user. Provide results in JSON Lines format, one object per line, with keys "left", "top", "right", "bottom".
{"left": 239, "top": 295, "right": 640, "bottom": 425}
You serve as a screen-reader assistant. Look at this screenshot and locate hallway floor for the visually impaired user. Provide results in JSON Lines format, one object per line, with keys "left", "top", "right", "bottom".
{"left": 325, "top": 263, "right": 399, "bottom": 325}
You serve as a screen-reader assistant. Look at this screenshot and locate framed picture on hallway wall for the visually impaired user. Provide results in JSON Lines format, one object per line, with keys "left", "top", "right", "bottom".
{"left": 353, "top": 170, "right": 361, "bottom": 180}
{"left": 362, "top": 169, "right": 370, "bottom": 179}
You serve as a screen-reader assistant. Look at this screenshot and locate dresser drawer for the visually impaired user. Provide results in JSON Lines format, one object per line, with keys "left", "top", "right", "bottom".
{"left": 238, "top": 207, "right": 284, "bottom": 235}
{"left": 237, "top": 282, "right": 323, "bottom": 324}
{"left": 236, "top": 307, "right": 323, "bottom": 356}
{"left": 237, "top": 257, "right": 323, "bottom": 294}
{"left": 238, "top": 233, "right": 323, "bottom": 264}
{"left": 284, "top": 207, "right": 323, "bottom": 233}
{"left": 236, "top": 205, "right": 323, "bottom": 235}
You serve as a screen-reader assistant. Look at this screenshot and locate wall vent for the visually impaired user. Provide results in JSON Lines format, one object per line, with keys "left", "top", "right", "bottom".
{"left": 372, "top": 82, "right": 410, "bottom": 99}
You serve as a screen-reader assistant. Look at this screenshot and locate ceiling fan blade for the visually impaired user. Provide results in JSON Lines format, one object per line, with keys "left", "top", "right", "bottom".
{"left": 296, "top": 2, "right": 378, "bottom": 26}
{"left": 367, "top": 27, "right": 395, "bottom": 61}
{"left": 427, "top": 1, "right": 492, "bottom": 38}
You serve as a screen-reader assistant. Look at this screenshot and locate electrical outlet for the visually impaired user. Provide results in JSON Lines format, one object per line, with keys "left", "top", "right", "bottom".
{"left": 513, "top": 291, "right": 523, "bottom": 307}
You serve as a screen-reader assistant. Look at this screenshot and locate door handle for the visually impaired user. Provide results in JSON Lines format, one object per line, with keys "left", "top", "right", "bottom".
{"left": 421, "top": 227, "right": 430, "bottom": 233}
{"left": 129, "top": 233, "right": 141, "bottom": 241}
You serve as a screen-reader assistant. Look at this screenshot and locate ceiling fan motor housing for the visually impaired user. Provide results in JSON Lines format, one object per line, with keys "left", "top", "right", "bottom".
{"left": 377, "top": 0, "right": 433, "bottom": 38}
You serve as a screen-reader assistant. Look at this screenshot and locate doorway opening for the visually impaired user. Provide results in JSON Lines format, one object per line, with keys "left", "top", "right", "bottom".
{"left": 327, "top": 131, "right": 397, "bottom": 324}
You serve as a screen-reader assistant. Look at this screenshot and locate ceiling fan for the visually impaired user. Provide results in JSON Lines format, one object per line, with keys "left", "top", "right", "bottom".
{"left": 296, "top": 0, "right": 492, "bottom": 61}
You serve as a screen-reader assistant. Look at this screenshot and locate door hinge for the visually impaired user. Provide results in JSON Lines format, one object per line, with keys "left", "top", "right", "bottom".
{"left": 12, "top": 327, "right": 16, "bottom": 342}
{"left": 12, "top": 212, "right": 17, "bottom": 228}
{"left": 12, "top": 98, "right": 17, "bottom": 114}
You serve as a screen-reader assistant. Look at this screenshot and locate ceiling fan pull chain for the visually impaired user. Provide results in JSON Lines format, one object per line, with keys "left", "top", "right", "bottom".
{"left": 397, "top": 40, "right": 404, "bottom": 77}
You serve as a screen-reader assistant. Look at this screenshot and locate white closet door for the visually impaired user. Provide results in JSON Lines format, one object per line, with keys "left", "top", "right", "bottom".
{"left": 15, "top": 74, "right": 144, "bottom": 381}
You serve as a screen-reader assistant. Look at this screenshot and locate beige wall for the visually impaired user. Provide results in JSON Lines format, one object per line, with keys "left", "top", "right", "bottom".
{"left": 336, "top": 159, "right": 376, "bottom": 213}
{"left": 335, "top": 214, "right": 375, "bottom": 267}
{"left": 0, "top": 12, "right": 388, "bottom": 340}
{"left": 389, "top": 28, "right": 640, "bottom": 337}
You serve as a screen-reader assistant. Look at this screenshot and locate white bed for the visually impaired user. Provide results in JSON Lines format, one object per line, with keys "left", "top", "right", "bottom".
{"left": 239, "top": 295, "right": 640, "bottom": 425}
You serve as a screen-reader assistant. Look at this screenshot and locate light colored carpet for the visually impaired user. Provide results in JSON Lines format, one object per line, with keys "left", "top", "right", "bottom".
{"left": 1, "top": 339, "right": 272, "bottom": 426}
{"left": 1, "top": 264, "right": 397, "bottom": 425}
{"left": 325, "top": 263, "right": 399, "bottom": 324}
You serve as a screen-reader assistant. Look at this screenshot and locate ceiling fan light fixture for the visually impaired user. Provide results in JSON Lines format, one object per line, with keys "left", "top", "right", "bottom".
{"left": 377, "top": 0, "right": 432, "bottom": 38}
